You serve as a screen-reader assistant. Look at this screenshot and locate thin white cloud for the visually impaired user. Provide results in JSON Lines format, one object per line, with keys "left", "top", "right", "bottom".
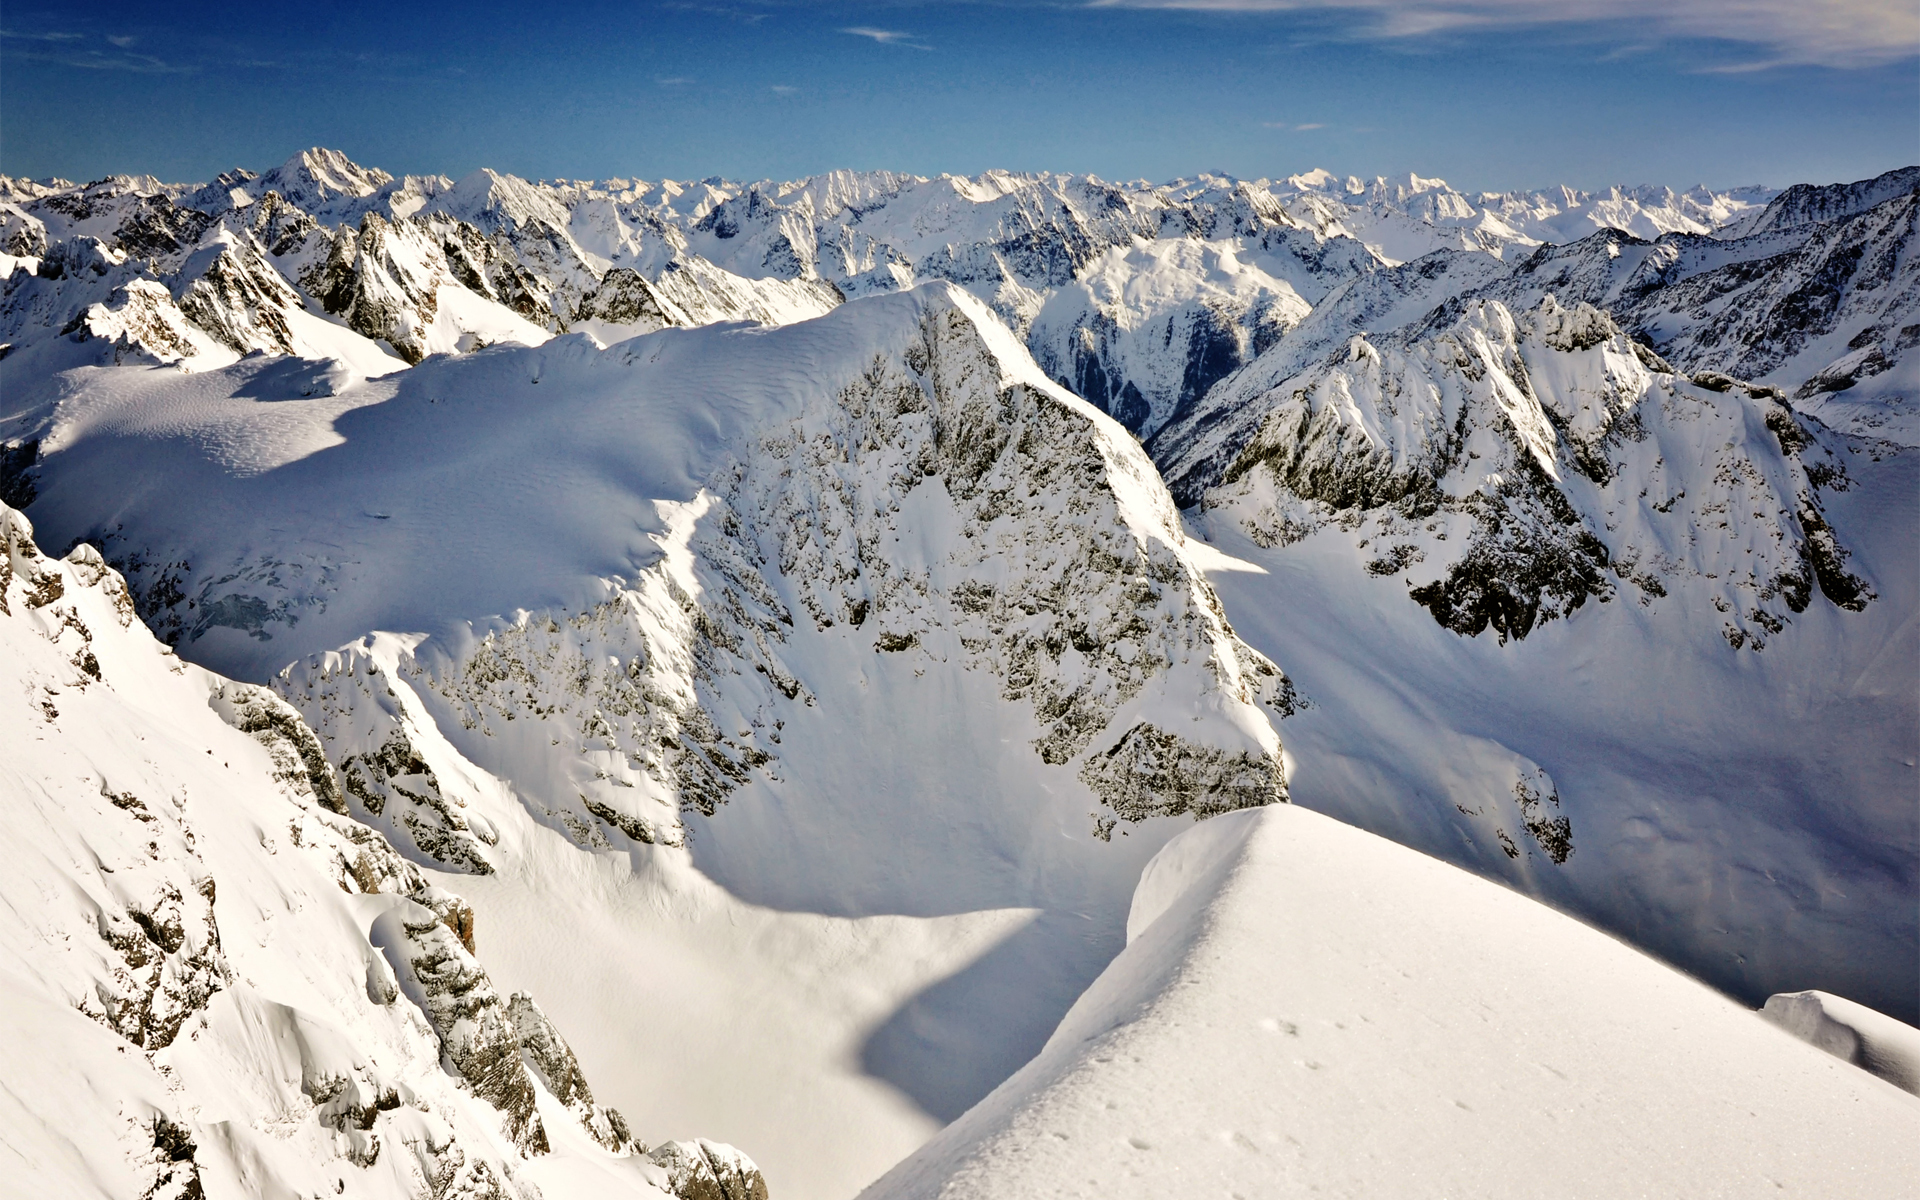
{"left": 657, "top": 76, "right": 695, "bottom": 85}
{"left": 843, "top": 26, "right": 933, "bottom": 49}
{"left": 1, "top": 28, "right": 189, "bottom": 72}
{"left": 1263, "top": 120, "right": 1328, "bottom": 130}
{"left": 1088, "top": 0, "right": 1918, "bottom": 68}
{"left": 770, "top": 84, "right": 799, "bottom": 94}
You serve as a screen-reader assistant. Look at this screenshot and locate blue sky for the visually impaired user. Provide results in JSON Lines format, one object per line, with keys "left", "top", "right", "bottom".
{"left": 2, "top": 1, "right": 1914, "bottom": 193}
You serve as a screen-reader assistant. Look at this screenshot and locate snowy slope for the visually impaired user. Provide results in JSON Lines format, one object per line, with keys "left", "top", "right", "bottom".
{"left": 862, "top": 804, "right": 1920, "bottom": 1199}
{"left": 0, "top": 504, "right": 764, "bottom": 1200}
{"left": 1720, "top": 164, "right": 1920, "bottom": 239}
{"left": 6, "top": 283, "right": 1300, "bottom": 1197}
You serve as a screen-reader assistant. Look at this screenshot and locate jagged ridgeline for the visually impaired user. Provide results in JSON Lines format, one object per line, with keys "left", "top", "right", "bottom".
{"left": 13, "top": 150, "right": 1897, "bottom": 452}
{"left": 2, "top": 147, "right": 1915, "bottom": 1198}
{"left": 10, "top": 285, "right": 1295, "bottom": 870}
{"left": 0, "top": 503, "right": 767, "bottom": 1200}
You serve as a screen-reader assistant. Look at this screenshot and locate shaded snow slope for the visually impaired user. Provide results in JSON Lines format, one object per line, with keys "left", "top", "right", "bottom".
{"left": 1153, "top": 167, "right": 1918, "bottom": 460}
{"left": 13, "top": 284, "right": 1291, "bottom": 852}
{"left": 1145, "top": 293, "right": 1918, "bottom": 1020}
{"left": 1182, "top": 434, "right": 1916, "bottom": 1022}
{"left": 1171, "top": 296, "right": 1873, "bottom": 649}
{"left": 0, "top": 504, "right": 763, "bottom": 1200}
{"left": 864, "top": 805, "right": 1920, "bottom": 1200}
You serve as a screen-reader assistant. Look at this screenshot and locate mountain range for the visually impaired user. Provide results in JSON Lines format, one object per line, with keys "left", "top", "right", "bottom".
{"left": 2, "top": 150, "right": 1915, "bottom": 1200}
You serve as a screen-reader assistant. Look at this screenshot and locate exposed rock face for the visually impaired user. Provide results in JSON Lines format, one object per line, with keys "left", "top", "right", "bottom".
{"left": 2, "top": 511, "right": 228, "bottom": 1051}
{"left": 207, "top": 677, "right": 346, "bottom": 812}
{"left": 302, "top": 211, "right": 444, "bottom": 362}
{"left": 507, "top": 992, "right": 636, "bottom": 1151}
{"left": 648, "top": 1139, "right": 771, "bottom": 1200}
{"left": 379, "top": 898, "right": 548, "bottom": 1153}
{"left": 1079, "top": 722, "right": 1287, "bottom": 840}
{"left": 1720, "top": 164, "right": 1920, "bottom": 239}
{"left": 574, "top": 266, "right": 690, "bottom": 337}
{"left": 2, "top": 151, "right": 1855, "bottom": 452}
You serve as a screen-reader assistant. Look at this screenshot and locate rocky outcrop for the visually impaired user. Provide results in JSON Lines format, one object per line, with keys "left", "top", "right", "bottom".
{"left": 288, "top": 651, "right": 501, "bottom": 872}
{"left": 207, "top": 678, "right": 346, "bottom": 812}
{"left": 1079, "top": 722, "right": 1287, "bottom": 840}
{"left": 507, "top": 992, "right": 636, "bottom": 1151}
{"left": 648, "top": 1140, "right": 770, "bottom": 1200}
{"left": 574, "top": 266, "right": 690, "bottom": 336}
{"left": 380, "top": 899, "right": 549, "bottom": 1153}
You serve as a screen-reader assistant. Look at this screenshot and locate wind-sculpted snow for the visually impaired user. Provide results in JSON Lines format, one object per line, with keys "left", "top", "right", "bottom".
{"left": 2, "top": 282, "right": 1300, "bottom": 1195}
{"left": 0, "top": 504, "right": 770, "bottom": 1200}
{"left": 3, "top": 151, "right": 1914, "bottom": 1196}
{"left": 861, "top": 806, "right": 1920, "bottom": 1200}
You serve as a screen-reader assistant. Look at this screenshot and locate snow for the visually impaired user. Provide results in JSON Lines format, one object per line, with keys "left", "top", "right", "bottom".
{"left": 0, "top": 506, "right": 676, "bottom": 1199}
{"left": 863, "top": 804, "right": 1920, "bottom": 1200}
{"left": 10, "top": 281, "right": 1302, "bottom": 1198}
{"left": 2, "top": 149, "right": 1913, "bottom": 1200}
{"left": 1179, "top": 438, "right": 1918, "bottom": 1023}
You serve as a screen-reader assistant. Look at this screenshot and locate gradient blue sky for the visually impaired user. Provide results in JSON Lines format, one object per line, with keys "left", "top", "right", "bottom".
{"left": 3, "top": 1, "right": 1914, "bottom": 193}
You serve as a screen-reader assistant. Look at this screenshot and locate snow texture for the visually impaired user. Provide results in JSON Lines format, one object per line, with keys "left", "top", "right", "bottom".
{"left": 3, "top": 150, "right": 1915, "bottom": 1200}
{"left": 864, "top": 805, "right": 1920, "bottom": 1200}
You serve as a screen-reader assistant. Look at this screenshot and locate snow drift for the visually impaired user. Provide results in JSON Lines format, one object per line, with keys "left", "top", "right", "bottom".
{"left": 863, "top": 804, "right": 1920, "bottom": 1199}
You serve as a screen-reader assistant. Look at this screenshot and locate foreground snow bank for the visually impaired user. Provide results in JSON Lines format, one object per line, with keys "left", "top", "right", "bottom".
{"left": 864, "top": 804, "right": 1920, "bottom": 1199}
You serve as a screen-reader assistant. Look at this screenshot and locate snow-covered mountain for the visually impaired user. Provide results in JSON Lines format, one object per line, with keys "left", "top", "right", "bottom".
{"left": 2, "top": 150, "right": 1915, "bottom": 1200}
{"left": 1147, "top": 283, "right": 1914, "bottom": 1022}
{"left": 4, "top": 282, "right": 1304, "bottom": 1196}
{"left": 0, "top": 503, "right": 765, "bottom": 1199}
{"left": 0, "top": 149, "right": 1792, "bottom": 446}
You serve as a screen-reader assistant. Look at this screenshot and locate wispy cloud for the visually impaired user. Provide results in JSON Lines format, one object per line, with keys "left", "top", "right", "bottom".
{"left": 770, "top": 84, "right": 799, "bottom": 94}
{"left": 843, "top": 26, "right": 933, "bottom": 49}
{"left": 1263, "top": 120, "right": 1327, "bottom": 130}
{"left": 1088, "top": 0, "right": 1918, "bottom": 69}
{"left": 657, "top": 76, "right": 695, "bottom": 85}
{"left": 2, "top": 28, "right": 193, "bottom": 72}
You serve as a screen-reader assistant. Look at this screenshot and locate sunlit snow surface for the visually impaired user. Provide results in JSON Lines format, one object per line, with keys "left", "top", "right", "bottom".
{"left": 863, "top": 804, "right": 1920, "bottom": 1199}
{"left": 0, "top": 512, "right": 671, "bottom": 1199}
